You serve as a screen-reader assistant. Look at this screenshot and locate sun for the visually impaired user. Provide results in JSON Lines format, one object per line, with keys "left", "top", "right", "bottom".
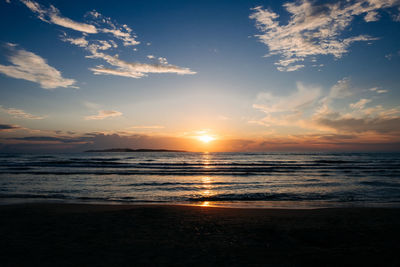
{"left": 198, "top": 134, "right": 215, "bottom": 143}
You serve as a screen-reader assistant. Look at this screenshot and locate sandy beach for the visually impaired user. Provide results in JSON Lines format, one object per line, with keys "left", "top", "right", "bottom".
{"left": 0, "top": 203, "right": 399, "bottom": 266}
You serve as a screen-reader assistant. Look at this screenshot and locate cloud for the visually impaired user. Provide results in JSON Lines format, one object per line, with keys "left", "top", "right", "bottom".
{"left": 11, "top": 136, "right": 75, "bottom": 142}
{"left": 364, "top": 10, "right": 380, "bottom": 21}
{"left": 0, "top": 123, "right": 20, "bottom": 131}
{"left": 277, "top": 64, "right": 305, "bottom": 72}
{"left": 329, "top": 78, "right": 353, "bottom": 99}
{"left": 21, "top": 0, "right": 97, "bottom": 33}
{"left": 97, "top": 40, "right": 113, "bottom": 50}
{"left": 350, "top": 99, "right": 372, "bottom": 109}
{"left": 90, "top": 64, "right": 196, "bottom": 78}
{"left": 87, "top": 48, "right": 196, "bottom": 78}
{"left": 100, "top": 28, "right": 139, "bottom": 47}
{"left": 158, "top": 57, "right": 168, "bottom": 64}
{"left": 394, "top": 7, "right": 400, "bottom": 21}
{"left": 0, "top": 106, "right": 44, "bottom": 119}
{"left": 370, "top": 87, "right": 388, "bottom": 93}
{"left": 315, "top": 116, "right": 400, "bottom": 134}
{"left": 250, "top": 0, "right": 399, "bottom": 71}
{"left": 61, "top": 36, "right": 88, "bottom": 47}
{"left": 8, "top": 135, "right": 92, "bottom": 144}
{"left": 253, "top": 82, "right": 321, "bottom": 127}
{"left": 0, "top": 44, "right": 77, "bottom": 89}
{"left": 87, "top": 10, "right": 139, "bottom": 47}
{"left": 254, "top": 82, "right": 320, "bottom": 114}
{"left": 385, "top": 53, "right": 393, "bottom": 60}
{"left": 84, "top": 110, "right": 122, "bottom": 120}
{"left": 72, "top": 40, "right": 117, "bottom": 51}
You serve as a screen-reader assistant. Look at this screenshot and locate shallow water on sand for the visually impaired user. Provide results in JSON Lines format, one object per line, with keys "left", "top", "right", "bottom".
{"left": 0, "top": 152, "right": 399, "bottom": 207}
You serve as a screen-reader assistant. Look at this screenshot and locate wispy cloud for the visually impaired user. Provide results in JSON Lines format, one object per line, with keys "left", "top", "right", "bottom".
{"left": 350, "top": 99, "right": 372, "bottom": 110}
{"left": 61, "top": 35, "right": 88, "bottom": 47}
{"left": 0, "top": 106, "right": 44, "bottom": 119}
{"left": 89, "top": 63, "right": 196, "bottom": 78}
{"left": 87, "top": 47, "right": 196, "bottom": 78}
{"left": 80, "top": 27, "right": 195, "bottom": 78}
{"left": 370, "top": 87, "right": 388, "bottom": 94}
{"left": 250, "top": 0, "right": 400, "bottom": 71}
{"left": 84, "top": 110, "right": 122, "bottom": 120}
{"left": 0, "top": 43, "right": 77, "bottom": 89}
{"left": 328, "top": 77, "right": 353, "bottom": 99}
{"left": 21, "top": 0, "right": 97, "bottom": 33}
{"left": 253, "top": 82, "right": 320, "bottom": 114}
{"left": 87, "top": 10, "right": 139, "bottom": 47}
{"left": 252, "top": 83, "right": 321, "bottom": 128}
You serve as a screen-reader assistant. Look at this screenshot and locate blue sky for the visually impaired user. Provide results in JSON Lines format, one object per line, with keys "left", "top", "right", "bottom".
{"left": 0, "top": 0, "right": 400, "bottom": 152}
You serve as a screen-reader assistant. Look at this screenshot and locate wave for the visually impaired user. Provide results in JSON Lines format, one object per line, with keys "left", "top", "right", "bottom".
{"left": 0, "top": 193, "right": 166, "bottom": 203}
{"left": 313, "top": 159, "right": 356, "bottom": 164}
{"left": 359, "top": 181, "right": 400, "bottom": 187}
{"left": 0, "top": 193, "right": 72, "bottom": 199}
{"left": 188, "top": 192, "right": 360, "bottom": 202}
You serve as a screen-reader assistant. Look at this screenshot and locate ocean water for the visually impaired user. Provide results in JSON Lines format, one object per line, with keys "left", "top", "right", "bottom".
{"left": 0, "top": 152, "right": 399, "bottom": 208}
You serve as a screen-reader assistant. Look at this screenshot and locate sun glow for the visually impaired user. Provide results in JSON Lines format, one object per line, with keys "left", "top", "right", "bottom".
{"left": 198, "top": 134, "right": 215, "bottom": 143}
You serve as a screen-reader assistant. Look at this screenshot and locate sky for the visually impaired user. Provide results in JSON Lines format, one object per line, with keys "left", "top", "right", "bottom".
{"left": 0, "top": 0, "right": 400, "bottom": 152}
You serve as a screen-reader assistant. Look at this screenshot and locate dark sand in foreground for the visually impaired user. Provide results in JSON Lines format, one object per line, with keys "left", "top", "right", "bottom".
{"left": 1, "top": 203, "right": 399, "bottom": 266}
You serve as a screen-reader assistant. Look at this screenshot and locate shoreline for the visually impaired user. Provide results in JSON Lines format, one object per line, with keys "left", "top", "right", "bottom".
{"left": 1, "top": 203, "right": 399, "bottom": 266}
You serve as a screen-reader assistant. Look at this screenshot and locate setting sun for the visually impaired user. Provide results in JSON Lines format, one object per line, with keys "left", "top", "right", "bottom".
{"left": 198, "top": 135, "right": 215, "bottom": 143}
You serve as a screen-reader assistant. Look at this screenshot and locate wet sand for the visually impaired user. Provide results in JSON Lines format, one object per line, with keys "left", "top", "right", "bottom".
{"left": 0, "top": 203, "right": 399, "bottom": 266}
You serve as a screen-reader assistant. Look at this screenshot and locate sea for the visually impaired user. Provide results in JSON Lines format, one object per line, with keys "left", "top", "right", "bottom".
{"left": 0, "top": 152, "right": 399, "bottom": 208}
